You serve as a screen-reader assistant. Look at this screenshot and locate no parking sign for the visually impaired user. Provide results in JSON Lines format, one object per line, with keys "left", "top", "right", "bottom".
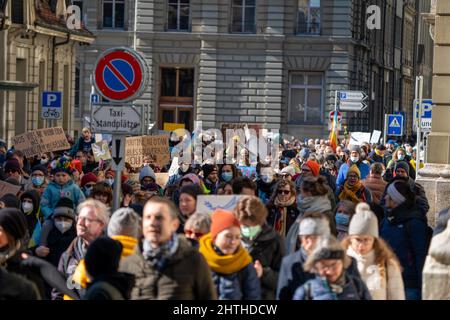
{"left": 93, "top": 47, "right": 149, "bottom": 103}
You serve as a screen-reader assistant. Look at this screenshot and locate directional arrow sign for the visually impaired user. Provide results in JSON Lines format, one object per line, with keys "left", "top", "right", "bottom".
{"left": 339, "top": 91, "right": 368, "bottom": 101}
{"left": 111, "top": 135, "right": 125, "bottom": 171}
{"left": 339, "top": 101, "right": 368, "bottom": 111}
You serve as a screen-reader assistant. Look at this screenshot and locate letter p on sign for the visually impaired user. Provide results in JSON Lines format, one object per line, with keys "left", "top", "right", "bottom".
{"left": 42, "top": 92, "right": 62, "bottom": 108}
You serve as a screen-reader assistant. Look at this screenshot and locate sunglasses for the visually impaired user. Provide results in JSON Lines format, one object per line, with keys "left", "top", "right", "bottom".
{"left": 185, "top": 230, "right": 205, "bottom": 238}
{"left": 301, "top": 168, "right": 311, "bottom": 173}
{"left": 277, "top": 190, "right": 290, "bottom": 195}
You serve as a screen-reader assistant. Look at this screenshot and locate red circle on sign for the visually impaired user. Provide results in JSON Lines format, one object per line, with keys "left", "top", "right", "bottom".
{"left": 94, "top": 50, "right": 144, "bottom": 102}
{"left": 329, "top": 111, "right": 342, "bottom": 122}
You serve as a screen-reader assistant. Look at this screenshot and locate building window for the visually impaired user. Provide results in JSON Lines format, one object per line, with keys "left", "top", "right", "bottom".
{"left": 288, "top": 73, "right": 323, "bottom": 124}
{"left": 297, "top": 0, "right": 321, "bottom": 35}
{"left": 103, "top": 0, "right": 124, "bottom": 29}
{"left": 11, "top": 0, "right": 24, "bottom": 24}
{"left": 167, "top": 0, "right": 190, "bottom": 31}
{"left": 231, "top": 0, "right": 256, "bottom": 33}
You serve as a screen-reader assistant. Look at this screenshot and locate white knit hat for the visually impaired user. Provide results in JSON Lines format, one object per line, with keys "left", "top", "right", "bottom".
{"left": 281, "top": 166, "right": 296, "bottom": 177}
{"left": 299, "top": 217, "right": 331, "bottom": 236}
{"left": 348, "top": 203, "right": 379, "bottom": 237}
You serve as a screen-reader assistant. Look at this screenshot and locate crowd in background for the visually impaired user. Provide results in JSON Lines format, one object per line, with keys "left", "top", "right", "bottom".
{"left": 0, "top": 127, "right": 449, "bottom": 300}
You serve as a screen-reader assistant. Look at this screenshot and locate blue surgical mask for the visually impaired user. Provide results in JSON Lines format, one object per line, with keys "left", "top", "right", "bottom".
{"left": 32, "top": 176, "right": 45, "bottom": 186}
{"left": 261, "top": 175, "right": 274, "bottom": 184}
{"left": 335, "top": 212, "right": 350, "bottom": 226}
{"left": 398, "top": 154, "right": 405, "bottom": 161}
{"left": 84, "top": 186, "right": 93, "bottom": 197}
{"left": 106, "top": 178, "right": 114, "bottom": 186}
{"left": 221, "top": 172, "right": 233, "bottom": 182}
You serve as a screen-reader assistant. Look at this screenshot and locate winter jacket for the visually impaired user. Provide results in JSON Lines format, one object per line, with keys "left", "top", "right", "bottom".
{"left": 120, "top": 235, "right": 217, "bottom": 300}
{"left": 0, "top": 266, "right": 41, "bottom": 300}
{"left": 37, "top": 224, "right": 77, "bottom": 267}
{"left": 363, "top": 175, "right": 387, "bottom": 205}
{"left": 20, "top": 189, "right": 43, "bottom": 246}
{"left": 84, "top": 272, "right": 135, "bottom": 300}
{"left": 293, "top": 273, "right": 372, "bottom": 300}
{"left": 24, "top": 179, "right": 49, "bottom": 196}
{"left": 40, "top": 180, "right": 85, "bottom": 219}
{"left": 69, "top": 136, "right": 95, "bottom": 157}
{"left": 380, "top": 203, "right": 429, "bottom": 292}
{"left": 346, "top": 246, "right": 405, "bottom": 300}
{"left": 379, "top": 177, "right": 429, "bottom": 217}
{"left": 319, "top": 168, "right": 337, "bottom": 193}
{"left": 336, "top": 161, "right": 370, "bottom": 189}
{"left": 241, "top": 224, "right": 285, "bottom": 300}
{"left": 422, "top": 222, "right": 450, "bottom": 300}
{"left": 52, "top": 237, "right": 87, "bottom": 300}
{"left": 368, "top": 151, "right": 386, "bottom": 166}
{"left": 276, "top": 247, "right": 362, "bottom": 300}
{"left": 257, "top": 180, "right": 277, "bottom": 205}
{"left": 267, "top": 204, "right": 300, "bottom": 238}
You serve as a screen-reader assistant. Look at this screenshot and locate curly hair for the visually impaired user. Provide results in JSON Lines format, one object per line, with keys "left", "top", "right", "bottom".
{"left": 235, "top": 195, "right": 268, "bottom": 225}
{"left": 301, "top": 176, "right": 329, "bottom": 196}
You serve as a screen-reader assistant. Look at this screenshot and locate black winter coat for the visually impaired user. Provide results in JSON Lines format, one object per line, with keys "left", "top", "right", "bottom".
{"left": 84, "top": 272, "right": 135, "bottom": 300}
{"left": 241, "top": 224, "right": 285, "bottom": 300}
{"left": 0, "top": 266, "right": 41, "bottom": 300}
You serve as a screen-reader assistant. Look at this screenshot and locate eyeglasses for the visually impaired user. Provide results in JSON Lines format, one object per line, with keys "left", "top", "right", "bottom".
{"left": 316, "top": 260, "right": 341, "bottom": 272}
{"left": 277, "top": 190, "right": 290, "bottom": 195}
{"left": 185, "top": 230, "right": 205, "bottom": 238}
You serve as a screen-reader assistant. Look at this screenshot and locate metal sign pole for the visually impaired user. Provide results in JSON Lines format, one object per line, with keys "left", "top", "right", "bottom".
{"left": 417, "top": 76, "right": 424, "bottom": 163}
{"left": 383, "top": 114, "right": 388, "bottom": 145}
{"left": 112, "top": 163, "right": 121, "bottom": 212}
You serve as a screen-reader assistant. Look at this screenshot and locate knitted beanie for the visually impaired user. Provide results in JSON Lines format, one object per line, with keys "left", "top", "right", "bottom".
{"left": 347, "top": 164, "right": 361, "bottom": 179}
{"left": 210, "top": 209, "right": 240, "bottom": 240}
{"left": 107, "top": 207, "right": 141, "bottom": 238}
{"left": 305, "top": 160, "right": 320, "bottom": 177}
{"left": 348, "top": 203, "right": 379, "bottom": 237}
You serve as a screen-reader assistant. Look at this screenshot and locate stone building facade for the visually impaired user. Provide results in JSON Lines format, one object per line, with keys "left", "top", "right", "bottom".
{"left": 0, "top": 0, "right": 94, "bottom": 144}
{"left": 77, "top": 0, "right": 432, "bottom": 140}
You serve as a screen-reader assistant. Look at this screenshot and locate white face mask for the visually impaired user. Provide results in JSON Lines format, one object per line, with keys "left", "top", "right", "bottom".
{"left": 54, "top": 221, "right": 73, "bottom": 234}
{"left": 106, "top": 178, "right": 114, "bottom": 186}
{"left": 350, "top": 156, "right": 359, "bottom": 163}
{"left": 22, "top": 202, "right": 33, "bottom": 213}
{"left": 41, "top": 159, "right": 49, "bottom": 165}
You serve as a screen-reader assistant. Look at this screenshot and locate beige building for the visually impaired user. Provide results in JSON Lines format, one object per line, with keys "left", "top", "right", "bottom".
{"left": 418, "top": 0, "right": 450, "bottom": 225}
{"left": 0, "top": 0, "right": 94, "bottom": 144}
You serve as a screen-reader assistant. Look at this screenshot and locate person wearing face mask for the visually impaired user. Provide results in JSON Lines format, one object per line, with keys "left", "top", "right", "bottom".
{"left": 267, "top": 180, "right": 300, "bottom": 238}
{"left": 385, "top": 147, "right": 414, "bottom": 181}
{"left": 34, "top": 198, "right": 76, "bottom": 268}
{"left": 80, "top": 172, "right": 98, "bottom": 198}
{"left": 336, "top": 145, "right": 370, "bottom": 190}
{"left": 25, "top": 165, "right": 48, "bottom": 195}
{"left": 257, "top": 165, "right": 277, "bottom": 205}
{"left": 104, "top": 170, "right": 115, "bottom": 187}
{"left": 199, "top": 209, "right": 261, "bottom": 300}
{"left": 219, "top": 164, "right": 238, "bottom": 183}
{"left": 235, "top": 196, "right": 285, "bottom": 300}
{"left": 19, "top": 190, "right": 42, "bottom": 248}
{"left": 334, "top": 200, "right": 356, "bottom": 241}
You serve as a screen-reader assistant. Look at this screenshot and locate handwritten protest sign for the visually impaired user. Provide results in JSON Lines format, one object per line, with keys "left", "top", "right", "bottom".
{"left": 349, "top": 132, "right": 371, "bottom": 147}
{"left": 370, "top": 130, "right": 382, "bottom": 144}
{"left": 0, "top": 180, "right": 21, "bottom": 198}
{"left": 196, "top": 195, "right": 243, "bottom": 214}
{"left": 12, "top": 127, "right": 70, "bottom": 158}
{"left": 125, "top": 135, "right": 170, "bottom": 169}
{"left": 92, "top": 141, "right": 111, "bottom": 162}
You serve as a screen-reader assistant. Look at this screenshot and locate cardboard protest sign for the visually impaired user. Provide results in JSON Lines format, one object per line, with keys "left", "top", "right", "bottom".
{"left": 196, "top": 195, "right": 243, "bottom": 214}
{"left": 125, "top": 135, "right": 170, "bottom": 169}
{"left": 349, "top": 132, "right": 371, "bottom": 146}
{"left": 370, "top": 130, "right": 382, "bottom": 144}
{"left": 155, "top": 173, "right": 169, "bottom": 189}
{"left": 12, "top": 127, "right": 70, "bottom": 158}
{"left": 0, "top": 180, "right": 21, "bottom": 198}
{"left": 163, "top": 123, "right": 185, "bottom": 132}
{"left": 92, "top": 141, "right": 112, "bottom": 162}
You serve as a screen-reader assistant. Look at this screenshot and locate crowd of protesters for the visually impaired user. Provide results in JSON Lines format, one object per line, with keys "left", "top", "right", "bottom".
{"left": 0, "top": 127, "right": 449, "bottom": 300}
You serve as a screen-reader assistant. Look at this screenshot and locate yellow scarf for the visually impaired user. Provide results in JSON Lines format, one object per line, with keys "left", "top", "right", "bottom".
{"left": 339, "top": 181, "right": 364, "bottom": 204}
{"left": 111, "top": 235, "right": 138, "bottom": 258}
{"left": 199, "top": 233, "right": 252, "bottom": 275}
{"left": 63, "top": 236, "right": 138, "bottom": 300}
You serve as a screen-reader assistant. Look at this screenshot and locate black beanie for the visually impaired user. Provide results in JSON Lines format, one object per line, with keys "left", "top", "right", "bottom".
{"left": 84, "top": 237, "right": 123, "bottom": 279}
{"left": 0, "top": 208, "right": 28, "bottom": 240}
{"left": 394, "top": 161, "right": 410, "bottom": 176}
{"left": 202, "top": 164, "right": 217, "bottom": 179}
{"left": 55, "top": 197, "right": 74, "bottom": 210}
{"left": 179, "top": 184, "right": 204, "bottom": 200}
{"left": 0, "top": 194, "right": 21, "bottom": 209}
{"left": 31, "top": 164, "right": 48, "bottom": 176}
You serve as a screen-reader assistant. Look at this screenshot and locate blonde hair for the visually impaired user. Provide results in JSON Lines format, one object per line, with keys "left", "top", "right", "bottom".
{"left": 341, "top": 236, "right": 402, "bottom": 277}
{"left": 77, "top": 199, "right": 110, "bottom": 226}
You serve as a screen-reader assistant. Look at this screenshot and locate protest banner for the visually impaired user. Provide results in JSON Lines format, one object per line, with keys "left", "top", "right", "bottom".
{"left": 11, "top": 127, "right": 70, "bottom": 158}
{"left": 0, "top": 180, "right": 21, "bottom": 198}
{"left": 370, "top": 130, "right": 382, "bottom": 144}
{"left": 349, "top": 132, "right": 371, "bottom": 146}
{"left": 196, "top": 195, "right": 243, "bottom": 214}
{"left": 125, "top": 135, "right": 170, "bottom": 169}
{"left": 92, "top": 141, "right": 112, "bottom": 162}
